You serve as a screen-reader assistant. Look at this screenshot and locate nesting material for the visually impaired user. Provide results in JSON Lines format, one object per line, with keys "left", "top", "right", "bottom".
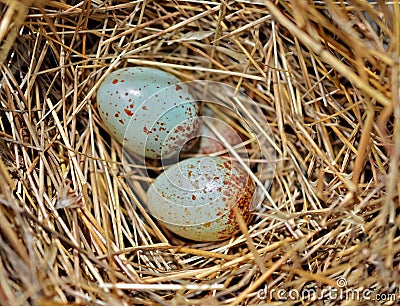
{"left": 0, "top": 1, "right": 398, "bottom": 305}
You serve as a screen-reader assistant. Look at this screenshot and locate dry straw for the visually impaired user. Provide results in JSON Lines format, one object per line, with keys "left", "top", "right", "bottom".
{"left": 0, "top": 0, "right": 399, "bottom": 305}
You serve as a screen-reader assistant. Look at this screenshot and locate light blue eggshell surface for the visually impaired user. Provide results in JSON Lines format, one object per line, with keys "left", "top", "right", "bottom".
{"left": 97, "top": 67, "right": 201, "bottom": 159}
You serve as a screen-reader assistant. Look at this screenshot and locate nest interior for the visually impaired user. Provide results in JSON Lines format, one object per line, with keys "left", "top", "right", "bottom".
{"left": 0, "top": 0, "right": 399, "bottom": 305}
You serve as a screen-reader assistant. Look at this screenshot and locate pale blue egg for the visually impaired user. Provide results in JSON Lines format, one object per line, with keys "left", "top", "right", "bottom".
{"left": 146, "top": 156, "right": 256, "bottom": 241}
{"left": 97, "top": 67, "right": 201, "bottom": 159}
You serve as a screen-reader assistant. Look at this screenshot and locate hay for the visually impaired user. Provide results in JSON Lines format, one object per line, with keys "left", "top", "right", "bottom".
{"left": 0, "top": 0, "right": 399, "bottom": 305}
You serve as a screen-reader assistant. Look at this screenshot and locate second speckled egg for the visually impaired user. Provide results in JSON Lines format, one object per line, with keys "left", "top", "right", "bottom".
{"left": 97, "top": 67, "right": 201, "bottom": 159}
{"left": 146, "top": 156, "right": 256, "bottom": 241}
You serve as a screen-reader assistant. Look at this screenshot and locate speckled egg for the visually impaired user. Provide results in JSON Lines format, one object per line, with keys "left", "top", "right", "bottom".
{"left": 96, "top": 67, "right": 201, "bottom": 159}
{"left": 146, "top": 156, "right": 256, "bottom": 241}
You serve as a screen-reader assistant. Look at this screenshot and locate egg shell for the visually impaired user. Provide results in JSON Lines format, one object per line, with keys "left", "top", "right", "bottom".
{"left": 96, "top": 67, "right": 201, "bottom": 159}
{"left": 198, "top": 117, "right": 245, "bottom": 155}
{"left": 146, "top": 156, "right": 256, "bottom": 241}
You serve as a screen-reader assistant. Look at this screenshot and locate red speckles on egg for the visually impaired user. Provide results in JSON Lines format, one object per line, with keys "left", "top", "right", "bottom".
{"left": 175, "top": 84, "right": 182, "bottom": 90}
{"left": 143, "top": 126, "right": 151, "bottom": 134}
{"left": 223, "top": 160, "right": 232, "bottom": 170}
{"left": 112, "top": 79, "right": 118, "bottom": 84}
{"left": 229, "top": 173, "right": 255, "bottom": 224}
{"left": 142, "top": 106, "right": 148, "bottom": 111}
{"left": 124, "top": 109, "right": 133, "bottom": 116}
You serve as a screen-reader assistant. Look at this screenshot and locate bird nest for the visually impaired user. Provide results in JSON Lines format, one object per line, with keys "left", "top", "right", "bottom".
{"left": 0, "top": 0, "right": 398, "bottom": 305}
